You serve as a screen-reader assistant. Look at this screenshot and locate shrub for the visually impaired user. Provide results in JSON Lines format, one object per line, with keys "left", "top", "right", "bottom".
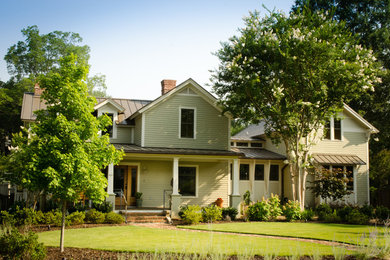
{"left": 243, "top": 190, "right": 251, "bottom": 206}
{"left": 202, "top": 205, "right": 222, "bottom": 222}
{"left": 247, "top": 201, "right": 271, "bottom": 221}
{"left": 268, "top": 194, "right": 282, "bottom": 219}
{"left": 66, "top": 211, "right": 85, "bottom": 225}
{"left": 68, "top": 203, "right": 89, "bottom": 214}
{"left": 93, "top": 201, "right": 113, "bottom": 213}
{"left": 301, "top": 208, "right": 315, "bottom": 221}
{"left": 0, "top": 211, "right": 15, "bottom": 226}
{"left": 361, "top": 204, "right": 375, "bottom": 219}
{"left": 347, "top": 209, "right": 369, "bottom": 225}
{"left": 315, "top": 203, "right": 332, "bottom": 221}
{"left": 180, "top": 205, "right": 202, "bottom": 225}
{"left": 178, "top": 205, "right": 189, "bottom": 219}
{"left": 43, "top": 210, "right": 58, "bottom": 225}
{"left": 337, "top": 206, "right": 354, "bottom": 222}
{"left": 375, "top": 206, "right": 390, "bottom": 222}
{"left": 105, "top": 212, "right": 124, "bottom": 224}
{"left": 282, "top": 200, "right": 302, "bottom": 221}
{"left": 35, "top": 211, "right": 46, "bottom": 224}
{"left": 0, "top": 227, "right": 46, "bottom": 260}
{"left": 222, "top": 207, "right": 238, "bottom": 220}
{"left": 323, "top": 210, "right": 341, "bottom": 223}
{"left": 8, "top": 200, "right": 27, "bottom": 214}
{"left": 13, "top": 207, "right": 37, "bottom": 226}
{"left": 85, "top": 209, "right": 105, "bottom": 224}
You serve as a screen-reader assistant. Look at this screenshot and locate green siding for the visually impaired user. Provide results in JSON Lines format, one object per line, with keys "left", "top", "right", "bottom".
{"left": 134, "top": 116, "right": 142, "bottom": 146}
{"left": 143, "top": 93, "right": 229, "bottom": 150}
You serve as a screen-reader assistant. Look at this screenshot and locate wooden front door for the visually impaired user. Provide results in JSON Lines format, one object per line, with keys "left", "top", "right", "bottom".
{"left": 114, "top": 166, "right": 137, "bottom": 206}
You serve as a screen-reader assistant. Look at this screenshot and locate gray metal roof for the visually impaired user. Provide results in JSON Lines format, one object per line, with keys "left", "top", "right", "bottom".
{"left": 20, "top": 93, "right": 151, "bottom": 124}
{"left": 114, "top": 144, "right": 242, "bottom": 157}
{"left": 231, "top": 122, "right": 266, "bottom": 141}
{"left": 313, "top": 153, "right": 366, "bottom": 165}
{"left": 231, "top": 147, "right": 286, "bottom": 160}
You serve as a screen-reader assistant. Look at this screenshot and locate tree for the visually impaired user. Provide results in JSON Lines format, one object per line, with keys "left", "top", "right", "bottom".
{"left": 211, "top": 7, "right": 381, "bottom": 208}
{"left": 309, "top": 167, "right": 352, "bottom": 202}
{"left": 6, "top": 54, "right": 123, "bottom": 252}
{"left": 370, "top": 150, "right": 390, "bottom": 205}
{"left": 292, "top": 0, "right": 390, "bottom": 206}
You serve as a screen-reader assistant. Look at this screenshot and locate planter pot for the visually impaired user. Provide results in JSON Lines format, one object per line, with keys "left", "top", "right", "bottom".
{"left": 136, "top": 199, "right": 143, "bottom": 208}
{"left": 216, "top": 200, "right": 223, "bottom": 208}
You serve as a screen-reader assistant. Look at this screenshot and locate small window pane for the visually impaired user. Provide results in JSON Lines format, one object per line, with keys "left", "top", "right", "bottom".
{"left": 179, "top": 166, "right": 196, "bottom": 196}
{"left": 251, "top": 142, "right": 263, "bottom": 148}
{"left": 346, "top": 166, "right": 354, "bottom": 191}
{"left": 240, "top": 164, "right": 250, "bottom": 180}
{"left": 255, "top": 164, "right": 264, "bottom": 180}
{"left": 236, "top": 142, "right": 248, "bottom": 147}
{"left": 270, "top": 165, "right": 279, "bottom": 181}
{"left": 334, "top": 120, "right": 341, "bottom": 140}
{"left": 181, "top": 109, "right": 194, "bottom": 138}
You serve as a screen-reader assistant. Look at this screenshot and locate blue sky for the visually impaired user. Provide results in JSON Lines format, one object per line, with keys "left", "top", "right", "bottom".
{"left": 0, "top": 0, "right": 295, "bottom": 100}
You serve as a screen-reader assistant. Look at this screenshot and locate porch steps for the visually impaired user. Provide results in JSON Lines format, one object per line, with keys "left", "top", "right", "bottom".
{"left": 122, "top": 210, "right": 170, "bottom": 223}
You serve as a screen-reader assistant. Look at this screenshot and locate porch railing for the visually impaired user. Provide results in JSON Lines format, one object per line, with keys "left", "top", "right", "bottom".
{"left": 163, "top": 189, "right": 172, "bottom": 211}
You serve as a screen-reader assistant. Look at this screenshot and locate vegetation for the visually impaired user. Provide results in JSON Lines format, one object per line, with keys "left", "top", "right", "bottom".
{"left": 221, "top": 207, "right": 238, "bottom": 221}
{"left": 180, "top": 205, "right": 203, "bottom": 225}
{"left": 282, "top": 200, "right": 302, "bottom": 221}
{"left": 202, "top": 205, "right": 222, "bottom": 223}
{"left": 212, "top": 6, "right": 381, "bottom": 209}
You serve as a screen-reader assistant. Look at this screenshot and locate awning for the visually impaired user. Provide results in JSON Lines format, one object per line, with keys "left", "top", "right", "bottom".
{"left": 313, "top": 154, "right": 366, "bottom": 166}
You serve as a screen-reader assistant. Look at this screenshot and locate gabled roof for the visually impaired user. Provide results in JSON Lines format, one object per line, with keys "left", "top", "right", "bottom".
{"left": 343, "top": 104, "right": 379, "bottom": 134}
{"left": 94, "top": 99, "right": 126, "bottom": 113}
{"left": 129, "top": 78, "right": 230, "bottom": 119}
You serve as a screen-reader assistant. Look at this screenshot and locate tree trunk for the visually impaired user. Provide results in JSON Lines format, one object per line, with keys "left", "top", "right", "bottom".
{"left": 60, "top": 200, "right": 67, "bottom": 253}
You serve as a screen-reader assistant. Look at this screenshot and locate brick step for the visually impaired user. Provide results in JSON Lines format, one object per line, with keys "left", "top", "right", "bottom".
{"left": 126, "top": 216, "right": 167, "bottom": 223}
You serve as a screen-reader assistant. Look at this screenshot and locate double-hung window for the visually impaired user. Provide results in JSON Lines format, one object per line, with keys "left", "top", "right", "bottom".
{"left": 324, "top": 118, "right": 342, "bottom": 141}
{"left": 179, "top": 166, "right": 197, "bottom": 196}
{"left": 180, "top": 108, "right": 195, "bottom": 138}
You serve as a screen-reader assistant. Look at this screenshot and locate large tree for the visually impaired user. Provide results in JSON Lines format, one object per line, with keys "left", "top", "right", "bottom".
{"left": 292, "top": 0, "right": 390, "bottom": 206}
{"left": 212, "top": 7, "right": 381, "bottom": 208}
{"left": 6, "top": 55, "right": 122, "bottom": 252}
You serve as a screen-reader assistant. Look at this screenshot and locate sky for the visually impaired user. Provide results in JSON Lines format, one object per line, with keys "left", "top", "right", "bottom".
{"left": 0, "top": 0, "right": 295, "bottom": 100}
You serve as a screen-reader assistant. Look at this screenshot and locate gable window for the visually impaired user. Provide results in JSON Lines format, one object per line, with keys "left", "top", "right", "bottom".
{"left": 270, "top": 165, "right": 279, "bottom": 181}
{"left": 180, "top": 108, "right": 195, "bottom": 138}
{"left": 240, "top": 164, "right": 250, "bottom": 180}
{"left": 324, "top": 118, "right": 342, "bottom": 141}
{"left": 102, "top": 113, "right": 114, "bottom": 137}
{"left": 179, "top": 166, "right": 197, "bottom": 196}
{"left": 255, "top": 164, "right": 264, "bottom": 180}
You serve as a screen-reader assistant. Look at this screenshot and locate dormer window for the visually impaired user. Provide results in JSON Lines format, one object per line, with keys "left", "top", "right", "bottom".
{"left": 180, "top": 108, "right": 195, "bottom": 138}
{"left": 103, "top": 113, "right": 114, "bottom": 137}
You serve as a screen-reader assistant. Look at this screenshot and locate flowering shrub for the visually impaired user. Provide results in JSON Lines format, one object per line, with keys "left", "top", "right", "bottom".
{"left": 282, "top": 200, "right": 302, "bottom": 221}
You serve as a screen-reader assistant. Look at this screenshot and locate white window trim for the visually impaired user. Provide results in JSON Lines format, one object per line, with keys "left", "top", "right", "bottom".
{"left": 325, "top": 117, "right": 343, "bottom": 141}
{"left": 178, "top": 164, "right": 198, "bottom": 198}
{"left": 179, "top": 107, "right": 197, "bottom": 139}
{"left": 97, "top": 109, "right": 118, "bottom": 139}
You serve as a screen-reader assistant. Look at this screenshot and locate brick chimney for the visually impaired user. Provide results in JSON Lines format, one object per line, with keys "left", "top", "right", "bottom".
{"left": 161, "top": 79, "right": 176, "bottom": 95}
{"left": 34, "top": 83, "right": 44, "bottom": 96}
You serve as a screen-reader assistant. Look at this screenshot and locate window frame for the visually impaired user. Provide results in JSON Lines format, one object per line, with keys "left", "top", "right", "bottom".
{"left": 269, "top": 164, "right": 280, "bottom": 181}
{"left": 239, "top": 164, "right": 250, "bottom": 181}
{"left": 254, "top": 164, "right": 265, "bottom": 181}
{"left": 324, "top": 117, "right": 343, "bottom": 141}
{"left": 179, "top": 107, "right": 196, "bottom": 139}
{"left": 178, "top": 165, "right": 198, "bottom": 198}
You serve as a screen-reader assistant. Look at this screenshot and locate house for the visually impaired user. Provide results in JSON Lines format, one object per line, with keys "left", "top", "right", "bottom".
{"left": 19, "top": 78, "right": 377, "bottom": 217}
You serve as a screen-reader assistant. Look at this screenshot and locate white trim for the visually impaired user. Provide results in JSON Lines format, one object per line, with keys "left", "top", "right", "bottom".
{"left": 172, "top": 158, "right": 179, "bottom": 195}
{"left": 97, "top": 109, "right": 118, "bottom": 139}
{"left": 232, "top": 159, "right": 240, "bottom": 196}
{"left": 179, "top": 107, "right": 197, "bottom": 139}
{"left": 178, "top": 164, "right": 199, "bottom": 198}
{"left": 343, "top": 104, "right": 379, "bottom": 133}
{"left": 141, "top": 113, "right": 145, "bottom": 147}
{"left": 353, "top": 166, "right": 357, "bottom": 204}
{"left": 366, "top": 132, "right": 371, "bottom": 205}
{"left": 94, "top": 99, "right": 125, "bottom": 113}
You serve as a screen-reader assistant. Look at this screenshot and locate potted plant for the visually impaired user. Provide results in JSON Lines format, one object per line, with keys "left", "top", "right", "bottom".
{"left": 215, "top": 197, "right": 223, "bottom": 208}
{"left": 135, "top": 192, "right": 143, "bottom": 208}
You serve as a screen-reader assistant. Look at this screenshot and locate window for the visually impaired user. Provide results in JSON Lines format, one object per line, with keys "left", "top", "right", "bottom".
{"left": 236, "top": 142, "right": 249, "bottom": 147}
{"left": 251, "top": 142, "right": 263, "bottom": 148}
{"left": 334, "top": 119, "right": 341, "bottom": 140}
{"left": 180, "top": 109, "right": 195, "bottom": 138}
{"left": 240, "top": 164, "right": 250, "bottom": 180}
{"left": 324, "top": 118, "right": 342, "bottom": 140}
{"left": 179, "top": 166, "right": 196, "bottom": 196}
{"left": 255, "top": 164, "right": 264, "bottom": 180}
{"left": 270, "top": 165, "right": 279, "bottom": 181}
{"left": 231, "top": 142, "right": 234, "bottom": 147}
{"left": 102, "top": 113, "right": 114, "bottom": 137}
{"left": 323, "top": 165, "right": 354, "bottom": 191}
{"left": 346, "top": 166, "right": 354, "bottom": 191}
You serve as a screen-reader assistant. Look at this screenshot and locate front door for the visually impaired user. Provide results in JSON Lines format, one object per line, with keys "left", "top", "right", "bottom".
{"left": 114, "top": 166, "right": 138, "bottom": 206}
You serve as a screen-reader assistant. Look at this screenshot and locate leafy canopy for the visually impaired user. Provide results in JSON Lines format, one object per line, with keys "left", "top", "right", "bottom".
{"left": 7, "top": 54, "right": 122, "bottom": 202}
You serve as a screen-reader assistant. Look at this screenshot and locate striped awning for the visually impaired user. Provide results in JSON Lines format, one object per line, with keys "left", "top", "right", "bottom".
{"left": 313, "top": 154, "right": 366, "bottom": 166}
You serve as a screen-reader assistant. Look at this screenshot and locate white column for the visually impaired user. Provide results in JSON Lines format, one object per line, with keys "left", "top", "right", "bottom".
{"left": 264, "top": 160, "right": 271, "bottom": 198}
{"left": 172, "top": 157, "right": 179, "bottom": 195}
{"left": 232, "top": 159, "right": 240, "bottom": 196}
{"left": 250, "top": 161, "right": 255, "bottom": 201}
{"left": 107, "top": 163, "right": 114, "bottom": 194}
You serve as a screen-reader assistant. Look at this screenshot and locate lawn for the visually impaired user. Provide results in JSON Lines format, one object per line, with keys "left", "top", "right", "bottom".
{"left": 38, "top": 225, "right": 340, "bottom": 256}
{"left": 180, "top": 222, "right": 389, "bottom": 246}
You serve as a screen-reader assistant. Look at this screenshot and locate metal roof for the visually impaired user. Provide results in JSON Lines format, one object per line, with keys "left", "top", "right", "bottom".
{"left": 114, "top": 144, "right": 242, "bottom": 157}
{"left": 231, "top": 122, "right": 266, "bottom": 141}
{"left": 231, "top": 147, "right": 286, "bottom": 160}
{"left": 313, "top": 153, "right": 366, "bottom": 165}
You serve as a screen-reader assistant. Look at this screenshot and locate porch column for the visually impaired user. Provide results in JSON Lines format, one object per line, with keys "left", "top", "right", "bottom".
{"left": 230, "top": 158, "right": 241, "bottom": 210}
{"left": 106, "top": 163, "right": 115, "bottom": 208}
{"left": 264, "top": 160, "right": 270, "bottom": 198}
{"left": 250, "top": 161, "right": 255, "bottom": 201}
{"left": 171, "top": 157, "right": 181, "bottom": 219}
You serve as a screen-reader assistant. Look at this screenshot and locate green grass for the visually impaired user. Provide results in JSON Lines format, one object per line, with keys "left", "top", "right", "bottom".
{"left": 180, "top": 222, "right": 389, "bottom": 246}
{"left": 38, "top": 225, "right": 339, "bottom": 256}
